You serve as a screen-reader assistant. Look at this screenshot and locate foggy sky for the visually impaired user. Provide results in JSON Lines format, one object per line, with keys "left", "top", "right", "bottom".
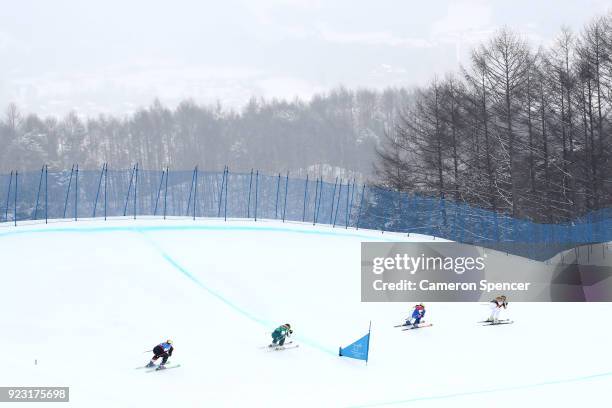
{"left": 1, "top": 0, "right": 611, "bottom": 117}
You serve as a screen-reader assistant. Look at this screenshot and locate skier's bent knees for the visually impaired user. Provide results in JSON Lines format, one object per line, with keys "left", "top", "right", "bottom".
{"left": 146, "top": 339, "right": 174, "bottom": 369}
{"left": 270, "top": 323, "right": 293, "bottom": 348}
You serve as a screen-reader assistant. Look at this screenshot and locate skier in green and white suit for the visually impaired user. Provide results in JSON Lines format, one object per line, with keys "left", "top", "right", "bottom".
{"left": 269, "top": 323, "right": 293, "bottom": 347}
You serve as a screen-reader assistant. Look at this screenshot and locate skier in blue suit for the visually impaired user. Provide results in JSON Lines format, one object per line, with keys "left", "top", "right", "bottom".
{"left": 405, "top": 303, "right": 426, "bottom": 327}
{"left": 145, "top": 340, "right": 174, "bottom": 369}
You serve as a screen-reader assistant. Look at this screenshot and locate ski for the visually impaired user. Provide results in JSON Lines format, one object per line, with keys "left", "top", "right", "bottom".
{"left": 480, "top": 321, "right": 514, "bottom": 326}
{"left": 260, "top": 341, "right": 293, "bottom": 349}
{"left": 146, "top": 364, "right": 181, "bottom": 372}
{"left": 267, "top": 344, "right": 300, "bottom": 351}
{"left": 477, "top": 319, "right": 510, "bottom": 323}
{"left": 401, "top": 323, "right": 433, "bottom": 331}
{"left": 393, "top": 323, "right": 409, "bottom": 328}
{"left": 136, "top": 360, "right": 174, "bottom": 369}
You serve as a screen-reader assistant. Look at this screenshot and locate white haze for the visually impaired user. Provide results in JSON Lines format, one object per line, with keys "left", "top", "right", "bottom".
{"left": 0, "top": 0, "right": 610, "bottom": 116}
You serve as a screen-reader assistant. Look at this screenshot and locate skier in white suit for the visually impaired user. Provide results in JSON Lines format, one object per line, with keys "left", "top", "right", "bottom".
{"left": 486, "top": 295, "right": 507, "bottom": 323}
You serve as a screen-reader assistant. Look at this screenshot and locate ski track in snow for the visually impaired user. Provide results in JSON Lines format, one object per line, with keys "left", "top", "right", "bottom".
{"left": 2, "top": 218, "right": 611, "bottom": 407}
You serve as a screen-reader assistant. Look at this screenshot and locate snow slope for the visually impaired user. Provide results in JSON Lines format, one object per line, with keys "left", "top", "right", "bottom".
{"left": 2, "top": 218, "right": 612, "bottom": 407}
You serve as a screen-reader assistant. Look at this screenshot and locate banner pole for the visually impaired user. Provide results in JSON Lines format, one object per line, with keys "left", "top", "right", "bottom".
{"left": 366, "top": 320, "right": 371, "bottom": 365}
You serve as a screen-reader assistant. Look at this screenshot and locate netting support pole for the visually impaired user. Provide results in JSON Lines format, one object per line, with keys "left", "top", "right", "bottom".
{"left": 345, "top": 179, "right": 351, "bottom": 229}
{"left": 14, "top": 171, "right": 18, "bottom": 226}
{"left": 247, "top": 169, "right": 253, "bottom": 218}
{"left": 315, "top": 176, "right": 323, "bottom": 223}
{"left": 356, "top": 185, "right": 365, "bottom": 230}
{"left": 186, "top": 166, "right": 196, "bottom": 217}
{"left": 93, "top": 163, "right": 105, "bottom": 217}
{"left": 333, "top": 179, "right": 343, "bottom": 227}
{"left": 74, "top": 164, "right": 78, "bottom": 221}
{"left": 123, "top": 164, "right": 135, "bottom": 217}
{"left": 104, "top": 164, "right": 108, "bottom": 221}
{"left": 193, "top": 166, "right": 198, "bottom": 220}
{"left": 217, "top": 166, "right": 226, "bottom": 218}
{"left": 329, "top": 176, "right": 338, "bottom": 224}
{"left": 312, "top": 177, "right": 319, "bottom": 226}
{"left": 63, "top": 165, "right": 74, "bottom": 219}
{"left": 45, "top": 166, "right": 48, "bottom": 224}
{"left": 282, "top": 172, "right": 289, "bottom": 223}
{"left": 4, "top": 171, "right": 12, "bottom": 223}
{"left": 254, "top": 170, "right": 259, "bottom": 221}
{"left": 302, "top": 175, "right": 309, "bottom": 222}
{"left": 134, "top": 163, "right": 139, "bottom": 220}
{"left": 274, "top": 173, "right": 281, "bottom": 219}
{"left": 34, "top": 165, "right": 44, "bottom": 220}
{"left": 224, "top": 168, "right": 228, "bottom": 221}
{"left": 163, "top": 167, "right": 169, "bottom": 220}
{"left": 154, "top": 168, "right": 165, "bottom": 216}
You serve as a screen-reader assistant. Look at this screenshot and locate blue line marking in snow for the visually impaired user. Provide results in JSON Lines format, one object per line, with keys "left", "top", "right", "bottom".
{"left": 0, "top": 221, "right": 387, "bottom": 357}
{"left": 138, "top": 231, "right": 338, "bottom": 356}
{"left": 345, "top": 370, "right": 612, "bottom": 407}
{"left": 0, "top": 223, "right": 411, "bottom": 242}
{"left": 4, "top": 220, "right": 610, "bottom": 401}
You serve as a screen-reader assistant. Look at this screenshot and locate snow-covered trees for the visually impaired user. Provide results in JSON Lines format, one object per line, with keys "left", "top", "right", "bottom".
{"left": 377, "top": 18, "right": 612, "bottom": 222}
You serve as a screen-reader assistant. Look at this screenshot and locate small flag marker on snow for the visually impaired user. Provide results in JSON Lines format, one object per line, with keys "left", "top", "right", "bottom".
{"left": 339, "top": 321, "right": 371, "bottom": 364}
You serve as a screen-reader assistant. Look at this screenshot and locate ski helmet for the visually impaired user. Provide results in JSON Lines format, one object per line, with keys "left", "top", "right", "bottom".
{"left": 284, "top": 323, "right": 291, "bottom": 329}
{"left": 166, "top": 339, "right": 173, "bottom": 344}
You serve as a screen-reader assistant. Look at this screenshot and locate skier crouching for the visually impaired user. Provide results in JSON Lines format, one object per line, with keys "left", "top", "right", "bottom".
{"left": 145, "top": 339, "right": 174, "bottom": 369}
{"left": 486, "top": 296, "right": 507, "bottom": 323}
{"left": 269, "top": 323, "right": 293, "bottom": 347}
{"left": 405, "top": 303, "right": 426, "bottom": 327}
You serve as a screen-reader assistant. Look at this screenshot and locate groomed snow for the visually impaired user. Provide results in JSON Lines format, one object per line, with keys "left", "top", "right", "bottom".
{"left": 2, "top": 218, "right": 612, "bottom": 407}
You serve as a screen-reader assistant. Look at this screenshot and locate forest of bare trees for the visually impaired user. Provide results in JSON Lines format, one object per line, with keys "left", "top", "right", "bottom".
{"left": 0, "top": 88, "right": 412, "bottom": 181}
{"left": 376, "top": 15, "right": 612, "bottom": 223}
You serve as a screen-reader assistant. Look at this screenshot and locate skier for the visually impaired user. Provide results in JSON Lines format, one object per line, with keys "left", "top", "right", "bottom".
{"left": 405, "top": 303, "right": 426, "bottom": 327}
{"left": 145, "top": 339, "right": 174, "bottom": 369}
{"left": 486, "top": 295, "right": 508, "bottom": 323}
{"left": 269, "top": 323, "right": 293, "bottom": 347}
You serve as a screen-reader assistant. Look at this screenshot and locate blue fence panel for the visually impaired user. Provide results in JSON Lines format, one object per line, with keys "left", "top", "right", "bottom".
{"left": 1, "top": 167, "right": 611, "bottom": 261}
